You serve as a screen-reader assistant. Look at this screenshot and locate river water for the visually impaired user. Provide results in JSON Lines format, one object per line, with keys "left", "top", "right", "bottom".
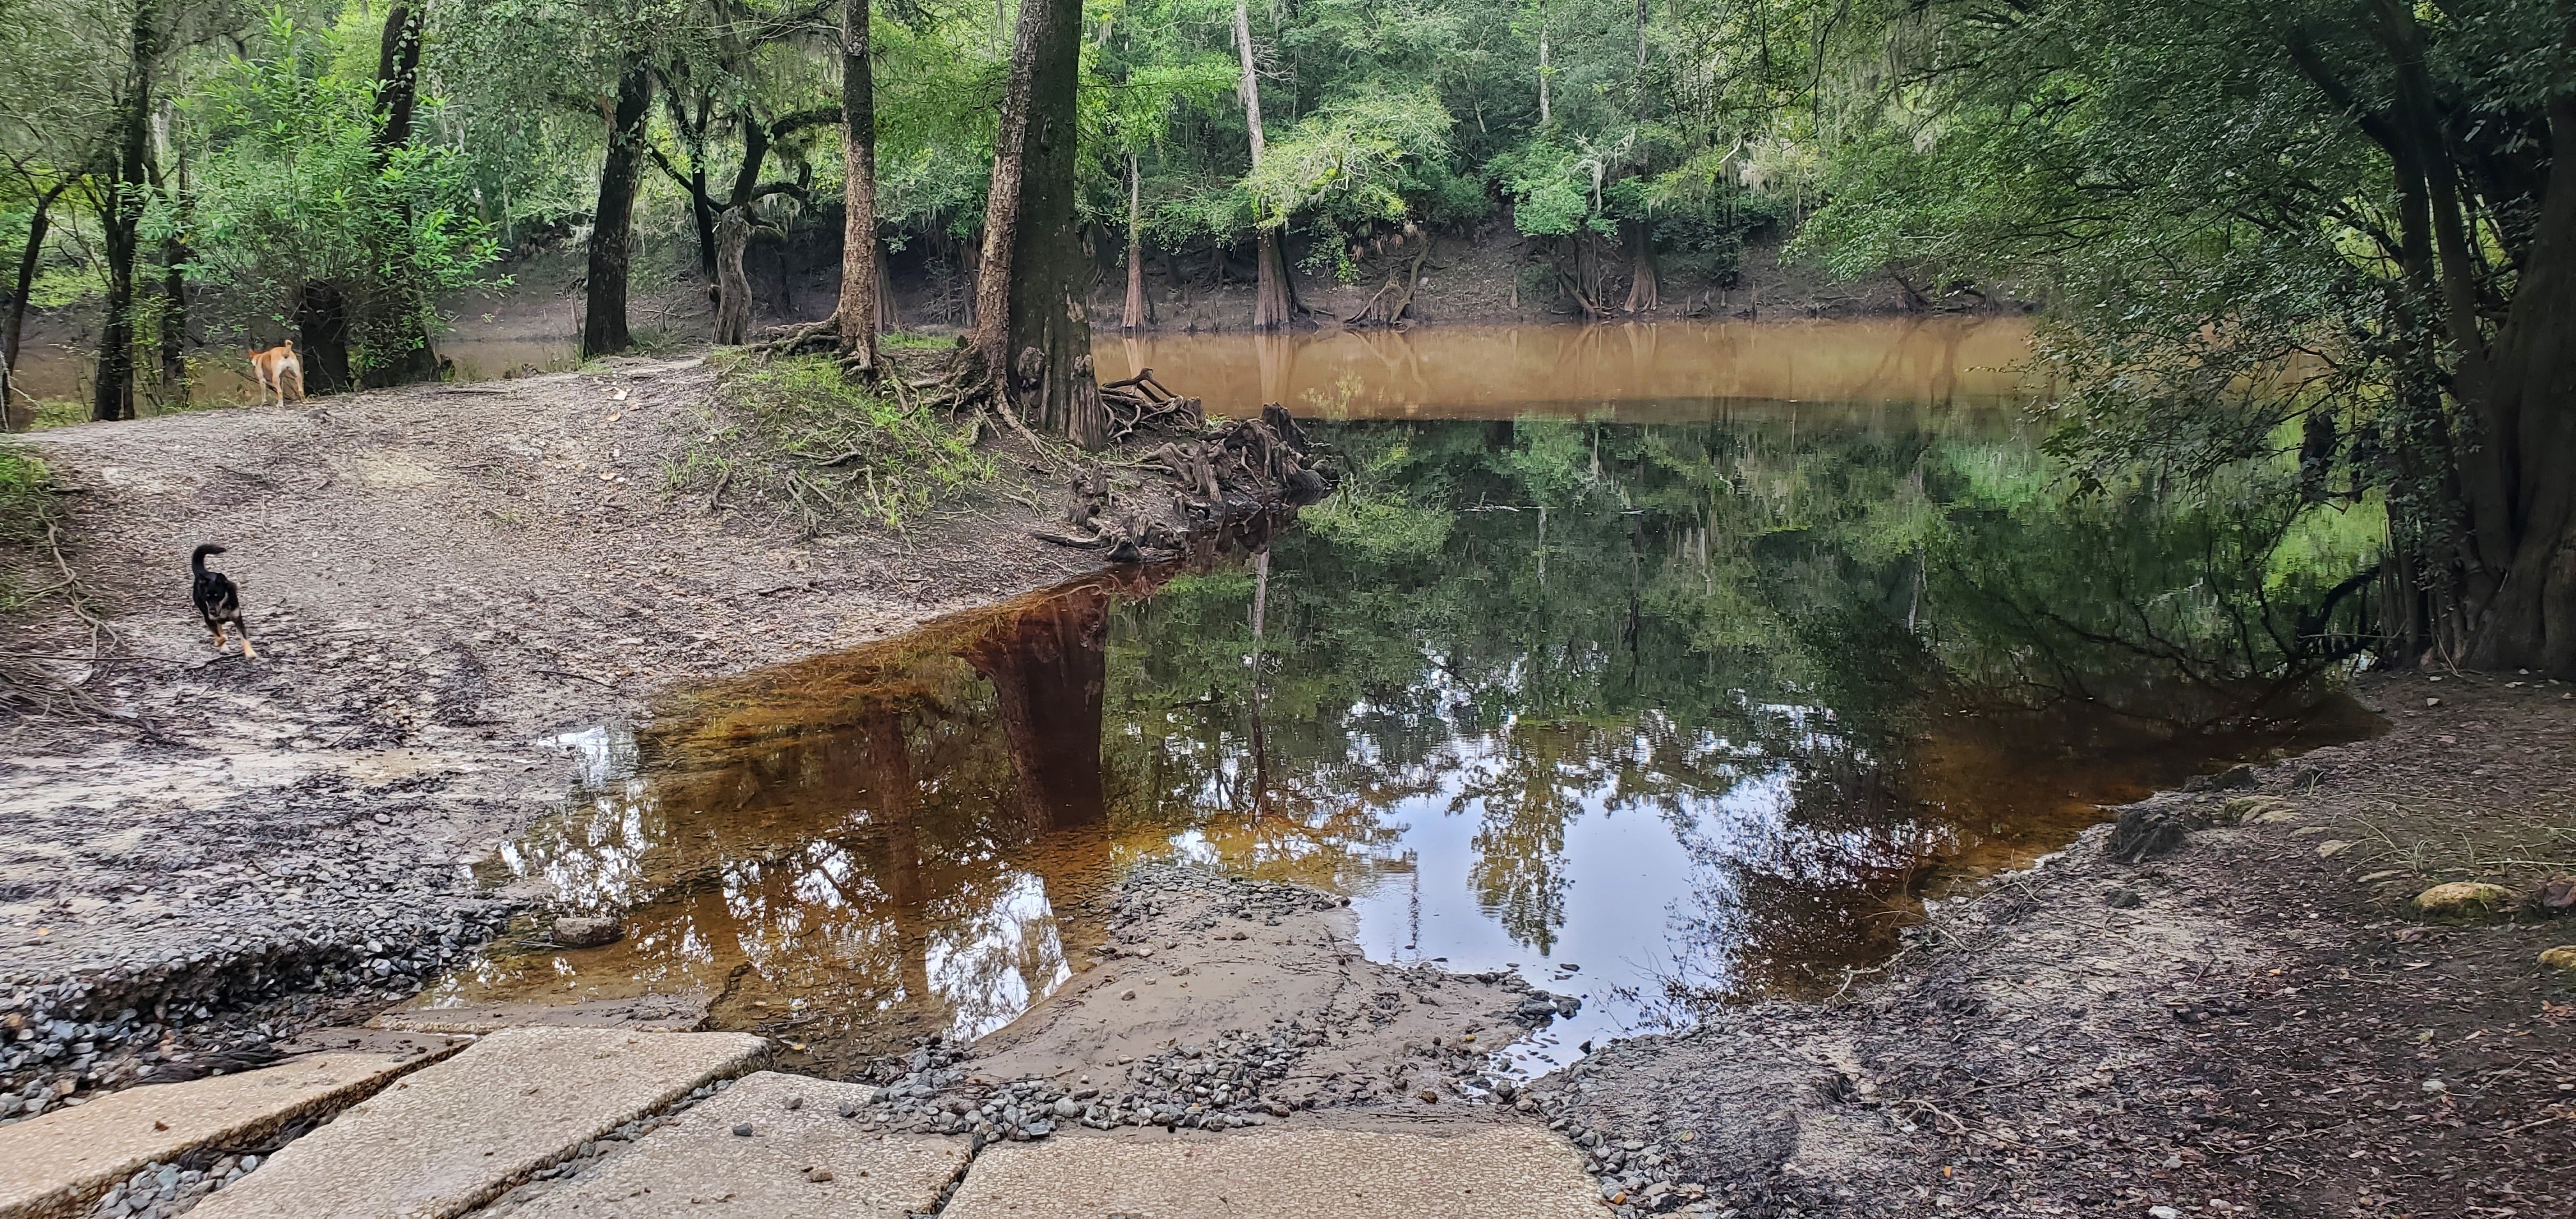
{"left": 411, "top": 318, "right": 2366, "bottom": 1074}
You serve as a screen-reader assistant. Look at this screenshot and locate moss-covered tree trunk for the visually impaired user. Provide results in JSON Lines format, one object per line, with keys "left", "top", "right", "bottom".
{"left": 970, "top": 0, "right": 1105, "bottom": 447}
{"left": 713, "top": 210, "right": 753, "bottom": 344}
{"left": 583, "top": 59, "right": 654, "bottom": 359}
{"left": 834, "top": 0, "right": 879, "bottom": 368}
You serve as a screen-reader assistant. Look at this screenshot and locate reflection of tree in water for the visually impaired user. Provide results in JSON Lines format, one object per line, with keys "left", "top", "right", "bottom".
{"left": 464, "top": 583, "right": 1134, "bottom": 1070}
{"left": 1100, "top": 412, "right": 2360, "bottom": 996}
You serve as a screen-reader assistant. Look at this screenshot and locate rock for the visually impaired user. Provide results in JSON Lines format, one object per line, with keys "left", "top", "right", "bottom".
{"left": 732, "top": 1123, "right": 755, "bottom": 1137}
{"left": 2527, "top": 875, "right": 2576, "bottom": 917}
{"left": 2539, "top": 946, "right": 2576, "bottom": 973}
{"left": 2413, "top": 882, "right": 2513, "bottom": 917}
{"left": 550, "top": 916, "right": 622, "bottom": 947}
{"left": 2107, "top": 804, "right": 2193, "bottom": 863}
{"left": 2182, "top": 765, "right": 2256, "bottom": 793}
{"left": 2104, "top": 887, "right": 2144, "bottom": 909}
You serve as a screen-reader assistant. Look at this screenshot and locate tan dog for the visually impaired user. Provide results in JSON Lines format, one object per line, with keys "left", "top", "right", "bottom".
{"left": 249, "top": 341, "right": 304, "bottom": 406}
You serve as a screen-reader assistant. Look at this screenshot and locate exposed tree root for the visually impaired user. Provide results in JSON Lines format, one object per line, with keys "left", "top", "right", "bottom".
{"left": 1345, "top": 232, "right": 1436, "bottom": 328}
{"left": 1033, "top": 399, "right": 1333, "bottom": 562}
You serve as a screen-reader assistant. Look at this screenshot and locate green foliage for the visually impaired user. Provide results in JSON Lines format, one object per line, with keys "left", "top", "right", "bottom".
{"left": 1790, "top": 0, "right": 2570, "bottom": 666}
{"left": 687, "top": 352, "right": 992, "bottom": 530}
{"left": 1241, "top": 89, "right": 1455, "bottom": 230}
{"left": 181, "top": 12, "right": 497, "bottom": 371}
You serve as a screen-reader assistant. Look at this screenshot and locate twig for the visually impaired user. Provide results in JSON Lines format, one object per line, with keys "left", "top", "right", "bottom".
{"left": 533, "top": 668, "right": 622, "bottom": 691}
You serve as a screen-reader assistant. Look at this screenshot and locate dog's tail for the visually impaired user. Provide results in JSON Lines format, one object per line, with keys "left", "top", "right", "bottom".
{"left": 191, "top": 543, "right": 226, "bottom": 573}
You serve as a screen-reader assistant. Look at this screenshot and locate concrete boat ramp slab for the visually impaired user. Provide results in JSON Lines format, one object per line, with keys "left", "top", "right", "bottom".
{"left": 485, "top": 1073, "right": 965, "bottom": 1218}
{"left": 6, "top": 1030, "right": 1597, "bottom": 1218}
{"left": 0, "top": 1046, "right": 457, "bottom": 1219}
{"left": 942, "top": 1120, "right": 1603, "bottom": 1218}
{"left": 188, "top": 1027, "right": 767, "bottom": 1219}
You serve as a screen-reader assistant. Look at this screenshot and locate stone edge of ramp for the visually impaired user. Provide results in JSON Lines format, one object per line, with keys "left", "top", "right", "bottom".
{"left": 0, "top": 1046, "right": 464, "bottom": 1219}
{"left": 940, "top": 1121, "right": 1602, "bottom": 1218}
{"left": 189, "top": 1027, "right": 768, "bottom": 1219}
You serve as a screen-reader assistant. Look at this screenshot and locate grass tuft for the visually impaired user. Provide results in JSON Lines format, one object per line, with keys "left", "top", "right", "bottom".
{"left": 676, "top": 351, "right": 990, "bottom": 532}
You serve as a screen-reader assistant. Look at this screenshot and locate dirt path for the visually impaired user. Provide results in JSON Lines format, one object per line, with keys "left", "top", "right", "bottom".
{"left": 1525, "top": 673, "right": 2576, "bottom": 1217}
{"left": 0, "top": 356, "right": 1103, "bottom": 1113}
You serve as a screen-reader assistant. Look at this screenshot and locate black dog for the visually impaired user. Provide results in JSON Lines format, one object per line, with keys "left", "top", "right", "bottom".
{"left": 190, "top": 544, "right": 255, "bottom": 657}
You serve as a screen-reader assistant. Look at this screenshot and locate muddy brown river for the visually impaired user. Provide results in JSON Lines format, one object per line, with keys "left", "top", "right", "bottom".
{"left": 404, "top": 318, "right": 2365, "bottom": 1073}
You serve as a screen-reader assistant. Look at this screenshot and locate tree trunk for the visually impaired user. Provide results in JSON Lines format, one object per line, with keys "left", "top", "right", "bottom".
{"left": 969, "top": 2, "right": 1039, "bottom": 385}
{"left": 158, "top": 233, "right": 187, "bottom": 401}
{"left": 713, "top": 210, "right": 753, "bottom": 344}
{"left": 1233, "top": 0, "right": 1289, "bottom": 332}
{"left": 1622, "top": 220, "right": 1659, "bottom": 312}
{"left": 92, "top": 0, "right": 160, "bottom": 423}
{"left": 296, "top": 282, "right": 355, "bottom": 394}
{"left": 2457, "top": 93, "right": 2576, "bottom": 677}
{"left": 364, "top": 1, "right": 440, "bottom": 386}
{"left": 875, "top": 254, "right": 899, "bottom": 334}
{"left": 583, "top": 59, "right": 654, "bottom": 359}
{"left": 834, "top": 0, "right": 879, "bottom": 367}
{"left": 972, "top": 0, "right": 1105, "bottom": 447}
{"left": 689, "top": 172, "right": 717, "bottom": 289}
{"left": 374, "top": 4, "right": 424, "bottom": 150}
{"left": 1121, "top": 152, "right": 1148, "bottom": 331}
{"left": 1253, "top": 232, "right": 1290, "bottom": 330}
{"left": 1537, "top": 23, "right": 1551, "bottom": 125}
{"left": 3, "top": 180, "right": 66, "bottom": 432}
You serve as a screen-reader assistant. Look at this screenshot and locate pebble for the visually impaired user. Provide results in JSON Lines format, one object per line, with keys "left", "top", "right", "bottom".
{"left": 732, "top": 1123, "right": 754, "bottom": 1137}
{"left": 3, "top": 905, "right": 511, "bottom": 1119}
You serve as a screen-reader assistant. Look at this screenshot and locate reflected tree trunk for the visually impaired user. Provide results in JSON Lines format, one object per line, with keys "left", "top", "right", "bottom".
{"left": 965, "top": 591, "right": 1110, "bottom": 836}
{"left": 858, "top": 712, "right": 939, "bottom": 1016}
